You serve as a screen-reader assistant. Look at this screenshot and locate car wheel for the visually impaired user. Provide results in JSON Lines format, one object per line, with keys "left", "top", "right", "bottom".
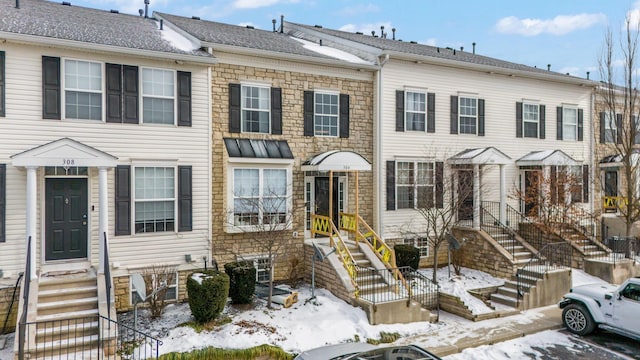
{"left": 562, "top": 303, "right": 595, "bottom": 336}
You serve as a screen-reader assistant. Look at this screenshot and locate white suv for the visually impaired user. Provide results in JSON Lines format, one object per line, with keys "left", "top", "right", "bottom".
{"left": 559, "top": 277, "right": 640, "bottom": 340}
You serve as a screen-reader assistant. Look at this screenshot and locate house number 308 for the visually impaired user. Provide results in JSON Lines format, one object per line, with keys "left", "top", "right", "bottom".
{"left": 62, "top": 159, "right": 75, "bottom": 165}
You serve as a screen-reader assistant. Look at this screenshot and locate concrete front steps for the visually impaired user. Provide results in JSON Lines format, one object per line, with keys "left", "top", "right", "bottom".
{"left": 491, "top": 232, "right": 535, "bottom": 266}
{"left": 31, "top": 271, "right": 101, "bottom": 358}
{"left": 490, "top": 267, "right": 571, "bottom": 310}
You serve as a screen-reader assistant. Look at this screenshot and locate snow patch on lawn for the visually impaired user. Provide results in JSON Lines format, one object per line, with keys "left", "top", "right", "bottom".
{"left": 429, "top": 267, "right": 505, "bottom": 315}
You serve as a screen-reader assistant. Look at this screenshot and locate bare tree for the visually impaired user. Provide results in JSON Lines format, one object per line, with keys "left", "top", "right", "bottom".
{"left": 597, "top": 16, "right": 640, "bottom": 236}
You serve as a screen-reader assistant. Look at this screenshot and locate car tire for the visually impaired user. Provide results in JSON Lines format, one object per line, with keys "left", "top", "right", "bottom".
{"left": 562, "top": 303, "right": 595, "bottom": 336}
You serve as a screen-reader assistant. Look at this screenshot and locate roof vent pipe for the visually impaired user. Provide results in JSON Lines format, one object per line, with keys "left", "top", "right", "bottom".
{"left": 547, "top": 64, "right": 551, "bottom": 71}
{"left": 371, "top": 30, "right": 375, "bottom": 37}
{"left": 587, "top": 71, "right": 590, "bottom": 80}
{"left": 138, "top": 9, "right": 143, "bottom": 16}
{"left": 380, "top": 25, "right": 385, "bottom": 38}
{"left": 160, "top": 19, "right": 163, "bottom": 30}
{"left": 319, "top": 39, "right": 323, "bottom": 46}
{"left": 460, "top": 46, "right": 463, "bottom": 51}
{"left": 280, "top": 15, "right": 284, "bottom": 33}
{"left": 472, "top": 42, "right": 476, "bottom": 54}
{"left": 144, "top": 0, "right": 149, "bottom": 19}
{"left": 15, "top": 0, "right": 19, "bottom": 9}
{"left": 272, "top": 19, "right": 276, "bottom": 32}
{"left": 392, "top": 28, "right": 396, "bottom": 40}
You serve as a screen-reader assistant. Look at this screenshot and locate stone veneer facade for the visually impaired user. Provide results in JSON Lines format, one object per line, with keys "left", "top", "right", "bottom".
{"left": 113, "top": 270, "right": 193, "bottom": 312}
{"left": 211, "top": 63, "right": 374, "bottom": 281}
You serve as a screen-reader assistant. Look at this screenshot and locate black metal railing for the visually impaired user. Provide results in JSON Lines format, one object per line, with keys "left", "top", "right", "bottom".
{"left": 355, "top": 266, "right": 439, "bottom": 311}
{"left": 516, "top": 242, "right": 572, "bottom": 307}
{"left": 18, "top": 315, "right": 162, "bottom": 359}
{"left": 506, "top": 204, "right": 547, "bottom": 250}
{"left": 480, "top": 203, "right": 516, "bottom": 259}
{"left": 18, "top": 236, "right": 32, "bottom": 360}
{"left": 103, "top": 232, "right": 113, "bottom": 320}
{"left": 588, "top": 236, "right": 640, "bottom": 265}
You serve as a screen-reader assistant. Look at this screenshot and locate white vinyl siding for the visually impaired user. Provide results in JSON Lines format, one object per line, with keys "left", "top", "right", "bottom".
{"left": 64, "top": 59, "right": 102, "bottom": 120}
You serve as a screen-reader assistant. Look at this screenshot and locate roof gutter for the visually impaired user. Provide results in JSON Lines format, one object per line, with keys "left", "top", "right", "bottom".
{"left": 385, "top": 50, "right": 595, "bottom": 87}
{"left": 201, "top": 42, "right": 379, "bottom": 71}
{"left": 0, "top": 31, "right": 218, "bottom": 65}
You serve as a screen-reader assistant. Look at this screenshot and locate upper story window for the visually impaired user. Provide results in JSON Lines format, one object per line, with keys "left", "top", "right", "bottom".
{"left": 134, "top": 167, "right": 175, "bottom": 233}
{"left": 523, "top": 103, "right": 539, "bottom": 138}
{"left": 406, "top": 91, "right": 426, "bottom": 131}
{"left": 142, "top": 68, "right": 175, "bottom": 125}
{"left": 562, "top": 107, "right": 578, "bottom": 140}
{"left": 396, "top": 161, "right": 434, "bottom": 209}
{"left": 64, "top": 59, "right": 102, "bottom": 120}
{"left": 459, "top": 96, "right": 477, "bottom": 134}
{"left": 314, "top": 91, "right": 339, "bottom": 136}
{"left": 242, "top": 85, "right": 270, "bottom": 133}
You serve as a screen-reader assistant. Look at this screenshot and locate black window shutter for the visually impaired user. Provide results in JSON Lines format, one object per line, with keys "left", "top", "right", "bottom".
{"left": 115, "top": 165, "right": 131, "bottom": 236}
{"left": 0, "top": 164, "right": 5, "bottom": 242}
{"left": 539, "top": 105, "right": 546, "bottom": 139}
{"left": 106, "top": 63, "right": 122, "bottom": 123}
{"left": 0, "top": 51, "right": 5, "bottom": 117}
{"left": 339, "top": 93, "right": 349, "bottom": 138}
{"left": 450, "top": 96, "right": 458, "bottom": 134}
{"left": 386, "top": 161, "right": 396, "bottom": 211}
{"left": 556, "top": 106, "right": 563, "bottom": 140}
{"left": 42, "top": 56, "right": 61, "bottom": 120}
{"left": 228, "top": 83, "right": 241, "bottom": 133}
{"left": 177, "top": 71, "right": 192, "bottom": 127}
{"left": 303, "top": 91, "right": 314, "bottom": 136}
{"left": 427, "top": 92, "right": 435, "bottom": 133}
{"left": 577, "top": 108, "right": 584, "bottom": 141}
{"left": 123, "top": 65, "right": 139, "bottom": 124}
{"left": 178, "top": 165, "right": 192, "bottom": 232}
{"left": 582, "top": 164, "right": 589, "bottom": 203}
{"left": 271, "top": 87, "right": 282, "bottom": 134}
{"left": 478, "top": 99, "right": 485, "bottom": 136}
{"left": 515, "top": 102, "right": 523, "bottom": 138}
{"left": 616, "top": 113, "right": 623, "bottom": 144}
{"left": 396, "top": 90, "right": 404, "bottom": 132}
{"left": 435, "top": 161, "right": 444, "bottom": 208}
{"left": 599, "top": 112, "right": 606, "bottom": 143}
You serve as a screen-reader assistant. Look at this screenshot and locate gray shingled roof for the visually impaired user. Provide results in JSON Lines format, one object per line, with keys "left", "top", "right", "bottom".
{"left": 156, "top": 12, "right": 362, "bottom": 62}
{"left": 286, "top": 22, "right": 592, "bottom": 82}
{"left": 0, "top": 0, "right": 210, "bottom": 57}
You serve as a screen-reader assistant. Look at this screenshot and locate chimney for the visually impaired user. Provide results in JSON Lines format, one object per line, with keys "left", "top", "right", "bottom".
{"left": 280, "top": 15, "right": 284, "bottom": 33}
{"left": 144, "top": 0, "right": 149, "bottom": 19}
{"left": 547, "top": 64, "right": 551, "bottom": 71}
{"left": 472, "top": 42, "right": 476, "bottom": 54}
{"left": 392, "top": 28, "right": 396, "bottom": 40}
{"left": 272, "top": 19, "right": 276, "bottom": 32}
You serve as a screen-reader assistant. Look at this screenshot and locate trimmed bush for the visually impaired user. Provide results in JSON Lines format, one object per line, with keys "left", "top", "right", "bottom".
{"left": 224, "top": 261, "right": 256, "bottom": 304}
{"left": 394, "top": 243, "right": 420, "bottom": 270}
{"left": 186, "top": 270, "right": 229, "bottom": 324}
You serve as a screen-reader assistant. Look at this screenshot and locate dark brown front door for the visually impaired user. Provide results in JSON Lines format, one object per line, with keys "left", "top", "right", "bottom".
{"left": 45, "top": 178, "right": 88, "bottom": 261}
{"left": 315, "top": 177, "right": 339, "bottom": 227}
{"left": 457, "top": 170, "right": 474, "bottom": 221}
{"left": 524, "top": 170, "right": 541, "bottom": 216}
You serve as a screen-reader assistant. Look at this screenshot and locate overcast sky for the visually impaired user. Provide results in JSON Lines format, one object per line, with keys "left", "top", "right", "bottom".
{"left": 67, "top": 0, "right": 640, "bottom": 82}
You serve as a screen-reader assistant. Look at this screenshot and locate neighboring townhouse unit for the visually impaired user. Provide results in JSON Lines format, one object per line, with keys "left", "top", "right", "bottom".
{"left": 157, "top": 13, "right": 377, "bottom": 285}
{"left": 0, "top": 0, "right": 214, "bottom": 354}
{"left": 285, "top": 23, "right": 598, "bottom": 273}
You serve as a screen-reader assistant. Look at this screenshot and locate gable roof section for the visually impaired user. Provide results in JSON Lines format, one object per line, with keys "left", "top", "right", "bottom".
{"left": 285, "top": 21, "right": 595, "bottom": 86}
{"left": 448, "top": 147, "right": 511, "bottom": 165}
{"left": 516, "top": 150, "right": 579, "bottom": 166}
{"left": 11, "top": 137, "right": 118, "bottom": 167}
{"left": 0, "top": 0, "right": 213, "bottom": 63}
{"left": 155, "top": 12, "right": 376, "bottom": 68}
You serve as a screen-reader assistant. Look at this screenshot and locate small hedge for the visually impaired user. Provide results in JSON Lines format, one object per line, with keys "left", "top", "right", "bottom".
{"left": 186, "top": 270, "right": 229, "bottom": 324}
{"left": 158, "top": 344, "right": 293, "bottom": 360}
{"left": 394, "top": 243, "right": 420, "bottom": 270}
{"left": 224, "top": 261, "right": 257, "bottom": 304}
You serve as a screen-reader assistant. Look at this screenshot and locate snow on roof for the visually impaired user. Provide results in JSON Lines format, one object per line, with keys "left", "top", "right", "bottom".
{"left": 160, "top": 22, "right": 200, "bottom": 52}
{"left": 291, "top": 37, "right": 372, "bottom": 64}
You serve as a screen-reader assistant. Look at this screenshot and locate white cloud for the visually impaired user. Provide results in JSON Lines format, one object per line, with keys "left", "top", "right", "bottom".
{"left": 337, "top": 4, "right": 379, "bottom": 17}
{"left": 339, "top": 22, "right": 393, "bottom": 38}
{"left": 423, "top": 38, "right": 437, "bottom": 46}
{"left": 495, "top": 13, "right": 606, "bottom": 36}
{"left": 232, "top": 0, "right": 299, "bottom": 10}
{"left": 626, "top": 1, "right": 640, "bottom": 30}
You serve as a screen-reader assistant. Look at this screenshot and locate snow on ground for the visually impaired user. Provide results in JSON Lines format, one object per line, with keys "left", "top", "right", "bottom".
{"left": 428, "top": 266, "right": 505, "bottom": 315}
{"left": 572, "top": 268, "right": 609, "bottom": 287}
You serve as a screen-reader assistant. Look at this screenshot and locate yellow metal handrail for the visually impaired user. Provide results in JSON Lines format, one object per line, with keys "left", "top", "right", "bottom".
{"left": 602, "top": 196, "right": 626, "bottom": 212}
{"left": 311, "top": 214, "right": 359, "bottom": 293}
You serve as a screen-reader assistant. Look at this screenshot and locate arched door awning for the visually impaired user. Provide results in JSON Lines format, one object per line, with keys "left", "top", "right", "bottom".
{"left": 301, "top": 150, "right": 371, "bottom": 172}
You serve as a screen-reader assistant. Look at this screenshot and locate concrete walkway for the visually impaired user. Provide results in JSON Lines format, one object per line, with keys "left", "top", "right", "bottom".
{"left": 399, "top": 305, "right": 564, "bottom": 357}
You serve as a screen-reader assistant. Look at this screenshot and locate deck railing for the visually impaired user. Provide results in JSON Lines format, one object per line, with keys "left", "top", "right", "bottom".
{"left": 17, "top": 236, "right": 32, "bottom": 360}
{"left": 103, "top": 232, "right": 113, "bottom": 320}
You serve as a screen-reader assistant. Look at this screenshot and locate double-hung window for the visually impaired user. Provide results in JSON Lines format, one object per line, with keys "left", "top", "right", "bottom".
{"left": 406, "top": 91, "right": 426, "bottom": 131}
{"left": 64, "top": 59, "right": 102, "bottom": 120}
{"left": 134, "top": 167, "right": 175, "bottom": 233}
{"left": 459, "top": 96, "right": 477, "bottom": 134}
{"left": 142, "top": 68, "right": 175, "bottom": 124}
{"left": 396, "top": 161, "right": 435, "bottom": 209}
{"left": 523, "top": 103, "right": 539, "bottom": 138}
{"left": 232, "top": 167, "right": 290, "bottom": 228}
{"left": 603, "top": 112, "right": 617, "bottom": 143}
{"left": 314, "top": 91, "right": 339, "bottom": 136}
{"left": 242, "top": 85, "right": 270, "bottom": 133}
{"left": 563, "top": 107, "right": 578, "bottom": 140}
{"left": 403, "top": 237, "right": 429, "bottom": 257}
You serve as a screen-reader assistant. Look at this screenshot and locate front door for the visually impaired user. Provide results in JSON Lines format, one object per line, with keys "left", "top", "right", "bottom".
{"left": 523, "top": 170, "right": 541, "bottom": 216}
{"left": 457, "top": 170, "right": 474, "bottom": 221}
{"left": 315, "top": 177, "right": 340, "bottom": 227}
{"left": 45, "top": 178, "right": 88, "bottom": 261}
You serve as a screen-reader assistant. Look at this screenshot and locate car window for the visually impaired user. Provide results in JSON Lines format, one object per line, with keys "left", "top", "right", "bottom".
{"left": 620, "top": 283, "right": 640, "bottom": 302}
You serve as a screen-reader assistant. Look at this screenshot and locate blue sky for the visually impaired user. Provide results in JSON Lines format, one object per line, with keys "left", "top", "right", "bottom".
{"left": 69, "top": 0, "right": 640, "bottom": 81}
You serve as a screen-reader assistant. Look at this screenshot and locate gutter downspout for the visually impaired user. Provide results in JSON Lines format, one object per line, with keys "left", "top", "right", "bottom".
{"left": 375, "top": 54, "right": 390, "bottom": 235}
{"left": 207, "top": 47, "right": 214, "bottom": 265}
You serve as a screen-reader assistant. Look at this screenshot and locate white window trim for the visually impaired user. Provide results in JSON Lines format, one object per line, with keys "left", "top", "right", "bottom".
{"left": 226, "top": 162, "right": 293, "bottom": 233}
{"left": 129, "top": 271, "right": 179, "bottom": 305}
{"left": 403, "top": 237, "right": 430, "bottom": 258}
{"left": 458, "top": 95, "right": 478, "bottom": 135}
{"left": 405, "top": 89, "right": 427, "bottom": 132}
{"left": 131, "top": 165, "right": 178, "bottom": 235}
{"left": 240, "top": 83, "right": 271, "bottom": 133}
{"left": 603, "top": 112, "right": 617, "bottom": 143}
{"left": 522, "top": 102, "right": 540, "bottom": 138}
{"left": 395, "top": 160, "right": 435, "bottom": 210}
{"left": 141, "top": 66, "right": 177, "bottom": 126}
{"left": 314, "top": 90, "right": 340, "bottom": 137}
{"left": 240, "top": 254, "right": 273, "bottom": 283}
{"left": 303, "top": 175, "right": 348, "bottom": 234}
{"left": 562, "top": 106, "right": 578, "bottom": 141}
{"left": 61, "top": 57, "right": 105, "bottom": 121}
